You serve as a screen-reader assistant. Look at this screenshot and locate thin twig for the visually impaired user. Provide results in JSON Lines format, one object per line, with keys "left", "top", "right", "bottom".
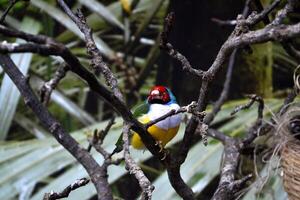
{"left": 204, "top": 49, "right": 237, "bottom": 124}
{"left": 271, "top": 0, "right": 295, "bottom": 26}
{"left": 282, "top": 42, "right": 300, "bottom": 62}
{"left": 87, "top": 117, "right": 115, "bottom": 154}
{"left": 160, "top": 12, "right": 204, "bottom": 77}
{"left": 0, "top": 0, "right": 20, "bottom": 24}
{"left": 231, "top": 94, "right": 264, "bottom": 119}
{"left": 122, "top": 123, "right": 154, "bottom": 200}
{"left": 40, "top": 64, "right": 69, "bottom": 106}
{"left": 278, "top": 88, "right": 298, "bottom": 116}
{"left": 247, "top": 0, "right": 281, "bottom": 26}
{"left": 100, "top": 116, "right": 116, "bottom": 142}
{"left": 145, "top": 101, "right": 205, "bottom": 129}
{"left": 43, "top": 178, "right": 90, "bottom": 200}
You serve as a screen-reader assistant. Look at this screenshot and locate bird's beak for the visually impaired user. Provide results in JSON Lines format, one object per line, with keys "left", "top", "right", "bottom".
{"left": 150, "top": 89, "right": 160, "bottom": 96}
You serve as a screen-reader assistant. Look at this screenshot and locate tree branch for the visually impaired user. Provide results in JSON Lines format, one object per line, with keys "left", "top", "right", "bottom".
{"left": 210, "top": 95, "right": 264, "bottom": 199}
{"left": 271, "top": 0, "right": 296, "bottom": 26}
{"left": 231, "top": 94, "right": 264, "bottom": 120}
{"left": 166, "top": 1, "right": 300, "bottom": 167}
{"left": 0, "top": 54, "right": 113, "bottom": 200}
{"left": 123, "top": 122, "right": 154, "bottom": 200}
{"left": 87, "top": 117, "right": 115, "bottom": 153}
{"left": 204, "top": 49, "right": 237, "bottom": 124}
{"left": 247, "top": 0, "right": 281, "bottom": 27}
{"left": 43, "top": 178, "right": 90, "bottom": 200}
{"left": 0, "top": 12, "right": 171, "bottom": 164}
{"left": 40, "top": 64, "right": 69, "bottom": 106}
{"left": 160, "top": 12, "right": 204, "bottom": 77}
{"left": 0, "top": 41, "right": 62, "bottom": 55}
{"left": 0, "top": 0, "right": 21, "bottom": 24}
{"left": 56, "top": 0, "right": 124, "bottom": 102}
{"left": 145, "top": 101, "right": 205, "bottom": 129}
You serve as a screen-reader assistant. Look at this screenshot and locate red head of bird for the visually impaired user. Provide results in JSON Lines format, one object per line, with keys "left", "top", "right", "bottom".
{"left": 147, "top": 85, "right": 171, "bottom": 104}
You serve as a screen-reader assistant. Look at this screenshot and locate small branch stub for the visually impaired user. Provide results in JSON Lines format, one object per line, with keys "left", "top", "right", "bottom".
{"left": 40, "top": 64, "right": 69, "bottom": 106}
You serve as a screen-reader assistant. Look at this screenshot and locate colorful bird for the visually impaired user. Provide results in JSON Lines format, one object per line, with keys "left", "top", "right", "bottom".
{"left": 131, "top": 86, "right": 182, "bottom": 149}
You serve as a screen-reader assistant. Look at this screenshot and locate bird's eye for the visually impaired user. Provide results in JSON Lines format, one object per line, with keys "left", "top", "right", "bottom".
{"left": 289, "top": 116, "right": 300, "bottom": 139}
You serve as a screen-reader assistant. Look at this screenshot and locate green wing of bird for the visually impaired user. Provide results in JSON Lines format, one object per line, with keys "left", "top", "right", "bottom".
{"left": 112, "top": 101, "right": 149, "bottom": 154}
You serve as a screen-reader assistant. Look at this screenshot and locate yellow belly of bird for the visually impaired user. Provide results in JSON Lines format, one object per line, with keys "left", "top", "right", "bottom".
{"left": 131, "top": 116, "right": 180, "bottom": 149}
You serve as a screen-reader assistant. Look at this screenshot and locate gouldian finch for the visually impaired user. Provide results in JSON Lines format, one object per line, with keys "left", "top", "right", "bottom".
{"left": 131, "top": 86, "right": 182, "bottom": 149}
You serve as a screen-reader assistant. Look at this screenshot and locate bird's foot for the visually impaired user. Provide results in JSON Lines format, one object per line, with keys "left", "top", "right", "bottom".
{"left": 155, "top": 140, "right": 164, "bottom": 153}
{"left": 160, "top": 149, "right": 169, "bottom": 161}
{"left": 155, "top": 141, "right": 169, "bottom": 161}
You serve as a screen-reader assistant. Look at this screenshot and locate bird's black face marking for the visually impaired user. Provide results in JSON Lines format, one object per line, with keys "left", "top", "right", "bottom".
{"left": 149, "top": 98, "right": 165, "bottom": 104}
{"left": 289, "top": 115, "right": 300, "bottom": 140}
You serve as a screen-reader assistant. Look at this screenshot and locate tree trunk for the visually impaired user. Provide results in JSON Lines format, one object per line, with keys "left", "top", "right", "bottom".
{"left": 232, "top": 42, "right": 273, "bottom": 98}
{"left": 231, "top": 0, "right": 273, "bottom": 98}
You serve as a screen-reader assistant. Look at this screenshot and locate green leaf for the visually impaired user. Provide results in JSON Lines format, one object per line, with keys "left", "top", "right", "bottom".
{"left": 30, "top": 0, "right": 115, "bottom": 59}
{"left": 79, "top": 0, "right": 124, "bottom": 30}
{"left": 126, "top": 0, "right": 165, "bottom": 53}
{"left": 0, "top": 118, "right": 123, "bottom": 200}
{"left": 242, "top": 164, "right": 287, "bottom": 200}
{"left": 0, "top": 17, "right": 41, "bottom": 140}
{"left": 14, "top": 113, "right": 48, "bottom": 139}
{"left": 30, "top": 76, "right": 96, "bottom": 126}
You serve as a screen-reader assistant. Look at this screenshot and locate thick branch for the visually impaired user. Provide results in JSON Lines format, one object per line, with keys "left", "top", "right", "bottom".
{"left": 0, "top": 41, "right": 63, "bottom": 55}
{"left": 167, "top": 166, "right": 195, "bottom": 200}
{"left": 209, "top": 129, "right": 253, "bottom": 200}
{"left": 210, "top": 95, "right": 265, "bottom": 199}
{"left": 207, "top": 129, "right": 231, "bottom": 143}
